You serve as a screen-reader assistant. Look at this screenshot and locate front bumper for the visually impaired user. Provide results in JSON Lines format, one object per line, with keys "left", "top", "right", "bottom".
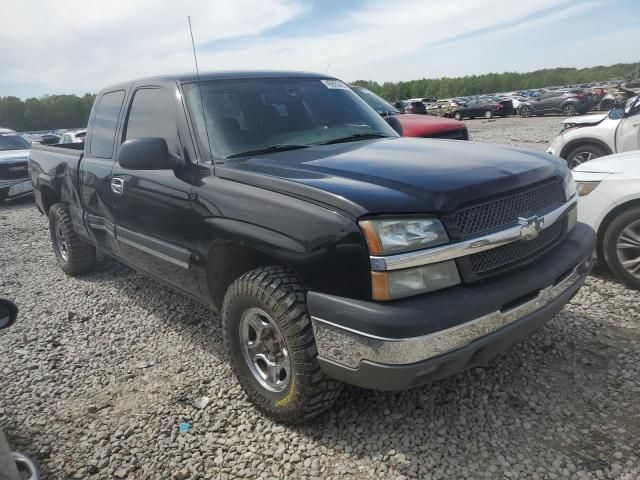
{"left": 0, "top": 177, "right": 33, "bottom": 200}
{"left": 546, "top": 134, "right": 566, "bottom": 156}
{"left": 309, "top": 223, "right": 595, "bottom": 390}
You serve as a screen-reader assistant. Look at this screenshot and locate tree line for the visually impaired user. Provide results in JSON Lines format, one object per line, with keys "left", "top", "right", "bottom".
{"left": 0, "top": 94, "right": 96, "bottom": 132}
{"left": 352, "top": 62, "right": 640, "bottom": 101}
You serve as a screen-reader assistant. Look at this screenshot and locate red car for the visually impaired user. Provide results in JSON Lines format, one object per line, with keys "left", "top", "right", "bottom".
{"left": 352, "top": 86, "right": 469, "bottom": 140}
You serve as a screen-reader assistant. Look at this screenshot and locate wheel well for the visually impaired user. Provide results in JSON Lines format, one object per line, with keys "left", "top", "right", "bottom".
{"left": 595, "top": 199, "right": 640, "bottom": 260}
{"left": 40, "top": 186, "right": 59, "bottom": 214}
{"left": 560, "top": 139, "right": 612, "bottom": 159}
{"left": 206, "top": 241, "right": 290, "bottom": 309}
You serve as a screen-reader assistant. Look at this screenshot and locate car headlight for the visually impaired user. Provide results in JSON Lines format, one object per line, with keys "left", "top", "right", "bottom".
{"left": 359, "top": 217, "right": 449, "bottom": 255}
{"left": 576, "top": 181, "right": 601, "bottom": 196}
{"left": 371, "top": 261, "right": 461, "bottom": 301}
{"left": 563, "top": 171, "right": 577, "bottom": 200}
{"left": 360, "top": 217, "right": 460, "bottom": 300}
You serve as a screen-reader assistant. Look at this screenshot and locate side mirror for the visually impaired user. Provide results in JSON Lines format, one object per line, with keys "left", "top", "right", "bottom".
{"left": 117, "top": 138, "right": 179, "bottom": 170}
{"left": 0, "top": 299, "right": 18, "bottom": 329}
{"left": 385, "top": 116, "right": 404, "bottom": 135}
{"left": 608, "top": 108, "right": 625, "bottom": 120}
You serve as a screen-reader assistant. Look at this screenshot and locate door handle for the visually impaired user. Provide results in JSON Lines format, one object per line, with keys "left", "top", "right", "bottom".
{"left": 111, "top": 177, "right": 124, "bottom": 195}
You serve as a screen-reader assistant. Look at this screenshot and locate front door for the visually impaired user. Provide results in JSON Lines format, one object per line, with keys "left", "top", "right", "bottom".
{"left": 616, "top": 98, "right": 640, "bottom": 152}
{"left": 109, "top": 86, "right": 202, "bottom": 297}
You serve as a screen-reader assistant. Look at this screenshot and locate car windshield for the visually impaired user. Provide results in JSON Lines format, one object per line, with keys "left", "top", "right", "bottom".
{"left": 0, "top": 132, "right": 30, "bottom": 151}
{"left": 184, "top": 77, "right": 397, "bottom": 159}
{"left": 352, "top": 87, "right": 399, "bottom": 115}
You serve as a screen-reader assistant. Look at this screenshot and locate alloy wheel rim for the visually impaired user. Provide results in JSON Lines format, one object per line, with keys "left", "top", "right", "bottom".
{"left": 616, "top": 219, "right": 640, "bottom": 279}
{"left": 56, "top": 222, "right": 69, "bottom": 261}
{"left": 569, "top": 151, "right": 596, "bottom": 169}
{"left": 239, "top": 307, "right": 291, "bottom": 393}
{"left": 485, "top": 110, "right": 491, "bottom": 118}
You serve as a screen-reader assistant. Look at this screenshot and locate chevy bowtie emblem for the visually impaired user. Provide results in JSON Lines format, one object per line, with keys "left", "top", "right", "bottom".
{"left": 518, "top": 215, "right": 544, "bottom": 240}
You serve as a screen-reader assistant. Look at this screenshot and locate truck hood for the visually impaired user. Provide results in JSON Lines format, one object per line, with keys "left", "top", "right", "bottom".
{"left": 0, "top": 149, "right": 30, "bottom": 163}
{"left": 386, "top": 113, "right": 465, "bottom": 136}
{"left": 562, "top": 113, "right": 607, "bottom": 126}
{"left": 217, "top": 137, "right": 566, "bottom": 218}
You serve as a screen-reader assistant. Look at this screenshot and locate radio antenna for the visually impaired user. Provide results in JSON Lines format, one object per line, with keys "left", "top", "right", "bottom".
{"left": 188, "top": 16, "right": 200, "bottom": 80}
{"left": 187, "top": 16, "right": 214, "bottom": 168}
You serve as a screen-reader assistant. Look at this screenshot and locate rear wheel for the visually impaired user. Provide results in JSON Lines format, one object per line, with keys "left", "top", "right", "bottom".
{"left": 453, "top": 111, "right": 463, "bottom": 121}
{"left": 49, "top": 203, "right": 97, "bottom": 275}
{"left": 565, "top": 144, "right": 606, "bottom": 169}
{"left": 484, "top": 110, "right": 493, "bottom": 119}
{"left": 563, "top": 103, "right": 577, "bottom": 116}
{"left": 603, "top": 206, "right": 640, "bottom": 289}
{"left": 599, "top": 99, "right": 615, "bottom": 111}
{"left": 222, "top": 266, "right": 342, "bottom": 423}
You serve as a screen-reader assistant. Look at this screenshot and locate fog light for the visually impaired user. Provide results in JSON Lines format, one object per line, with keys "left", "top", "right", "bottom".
{"left": 372, "top": 261, "right": 461, "bottom": 301}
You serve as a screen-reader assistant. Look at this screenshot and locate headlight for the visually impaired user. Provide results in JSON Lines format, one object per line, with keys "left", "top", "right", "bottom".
{"left": 371, "top": 261, "right": 461, "bottom": 301}
{"left": 576, "top": 181, "right": 601, "bottom": 196}
{"left": 359, "top": 217, "right": 449, "bottom": 255}
{"left": 563, "top": 171, "right": 576, "bottom": 200}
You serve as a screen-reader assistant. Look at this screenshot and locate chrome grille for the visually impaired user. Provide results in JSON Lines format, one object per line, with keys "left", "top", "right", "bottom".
{"left": 453, "top": 181, "right": 565, "bottom": 239}
{"left": 468, "top": 221, "right": 564, "bottom": 274}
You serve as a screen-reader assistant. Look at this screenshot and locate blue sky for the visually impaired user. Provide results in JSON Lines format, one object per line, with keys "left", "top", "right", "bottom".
{"left": 1, "top": 0, "right": 639, "bottom": 98}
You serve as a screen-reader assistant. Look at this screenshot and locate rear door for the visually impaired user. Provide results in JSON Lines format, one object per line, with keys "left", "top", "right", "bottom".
{"left": 108, "top": 85, "right": 202, "bottom": 296}
{"left": 80, "top": 89, "right": 127, "bottom": 253}
{"left": 615, "top": 98, "right": 640, "bottom": 152}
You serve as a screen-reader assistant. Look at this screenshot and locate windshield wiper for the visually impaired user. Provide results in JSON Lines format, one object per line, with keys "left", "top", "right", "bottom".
{"left": 226, "top": 144, "right": 310, "bottom": 159}
{"left": 318, "top": 133, "right": 391, "bottom": 145}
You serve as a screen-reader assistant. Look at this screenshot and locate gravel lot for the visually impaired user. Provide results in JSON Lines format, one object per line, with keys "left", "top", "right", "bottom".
{"left": 1, "top": 116, "right": 640, "bottom": 479}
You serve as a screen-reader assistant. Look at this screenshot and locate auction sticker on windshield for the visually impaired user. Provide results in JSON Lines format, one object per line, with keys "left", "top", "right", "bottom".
{"left": 321, "top": 79, "right": 349, "bottom": 89}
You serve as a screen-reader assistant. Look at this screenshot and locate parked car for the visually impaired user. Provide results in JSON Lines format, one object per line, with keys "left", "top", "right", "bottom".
{"left": 30, "top": 71, "right": 594, "bottom": 423}
{"left": 450, "top": 97, "right": 511, "bottom": 120}
{"left": 59, "top": 129, "right": 87, "bottom": 144}
{"left": 0, "top": 127, "right": 33, "bottom": 202}
{"left": 574, "top": 151, "right": 640, "bottom": 289}
{"left": 519, "top": 90, "right": 592, "bottom": 117}
{"left": 547, "top": 95, "right": 640, "bottom": 168}
{"left": 394, "top": 99, "right": 427, "bottom": 114}
{"left": 351, "top": 86, "right": 468, "bottom": 140}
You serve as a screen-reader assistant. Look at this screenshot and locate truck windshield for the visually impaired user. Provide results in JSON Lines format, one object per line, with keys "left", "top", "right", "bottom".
{"left": 0, "top": 132, "right": 30, "bottom": 151}
{"left": 351, "top": 87, "right": 399, "bottom": 116}
{"left": 183, "top": 77, "right": 397, "bottom": 159}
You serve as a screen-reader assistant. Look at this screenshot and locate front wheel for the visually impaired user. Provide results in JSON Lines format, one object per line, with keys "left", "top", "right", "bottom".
{"left": 563, "top": 103, "right": 577, "bottom": 116}
{"left": 484, "top": 110, "right": 493, "bottom": 119}
{"left": 222, "top": 266, "right": 342, "bottom": 423}
{"left": 49, "top": 203, "right": 97, "bottom": 275}
{"left": 520, "top": 106, "right": 533, "bottom": 117}
{"left": 602, "top": 206, "right": 640, "bottom": 289}
{"left": 565, "top": 144, "right": 606, "bottom": 169}
{"left": 453, "top": 112, "right": 463, "bottom": 121}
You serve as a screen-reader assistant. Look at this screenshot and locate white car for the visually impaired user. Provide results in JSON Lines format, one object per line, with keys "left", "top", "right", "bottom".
{"left": 547, "top": 95, "right": 640, "bottom": 168}
{"left": 574, "top": 150, "right": 640, "bottom": 288}
{"left": 59, "top": 129, "right": 87, "bottom": 144}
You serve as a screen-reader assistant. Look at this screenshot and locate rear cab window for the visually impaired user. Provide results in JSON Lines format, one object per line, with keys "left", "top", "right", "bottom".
{"left": 90, "top": 90, "right": 126, "bottom": 158}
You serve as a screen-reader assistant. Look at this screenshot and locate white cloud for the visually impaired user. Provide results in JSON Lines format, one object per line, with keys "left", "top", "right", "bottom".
{"left": 0, "top": 0, "right": 630, "bottom": 97}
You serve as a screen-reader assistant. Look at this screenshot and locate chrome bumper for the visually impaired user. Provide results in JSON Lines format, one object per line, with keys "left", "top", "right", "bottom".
{"left": 312, "top": 257, "right": 590, "bottom": 369}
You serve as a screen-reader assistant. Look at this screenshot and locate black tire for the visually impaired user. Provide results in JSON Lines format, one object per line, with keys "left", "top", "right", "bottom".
{"left": 484, "top": 110, "right": 493, "bottom": 119}
{"left": 453, "top": 111, "right": 463, "bottom": 121}
{"left": 599, "top": 99, "right": 615, "bottom": 111}
{"left": 563, "top": 103, "right": 577, "bottom": 116}
{"left": 602, "top": 206, "right": 640, "bottom": 290}
{"left": 565, "top": 144, "right": 606, "bottom": 169}
{"left": 520, "top": 106, "right": 533, "bottom": 117}
{"left": 222, "top": 266, "right": 343, "bottom": 423}
{"left": 49, "top": 203, "right": 96, "bottom": 275}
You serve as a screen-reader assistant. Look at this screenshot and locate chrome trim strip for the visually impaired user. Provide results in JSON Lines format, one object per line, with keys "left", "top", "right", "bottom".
{"left": 370, "top": 195, "right": 578, "bottom": 271}
{"left": 312, "top": 261, "right": 585, "bottom": 369}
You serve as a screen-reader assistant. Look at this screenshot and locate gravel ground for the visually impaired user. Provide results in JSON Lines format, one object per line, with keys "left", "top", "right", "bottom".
{"left": 1, "top": 116, "right": 640, "bottom": 479}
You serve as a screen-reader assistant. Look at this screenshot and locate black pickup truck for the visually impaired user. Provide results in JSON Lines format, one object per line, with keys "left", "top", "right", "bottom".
{"left": 29, "top": 71, "right": 595, "bottom": 423}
